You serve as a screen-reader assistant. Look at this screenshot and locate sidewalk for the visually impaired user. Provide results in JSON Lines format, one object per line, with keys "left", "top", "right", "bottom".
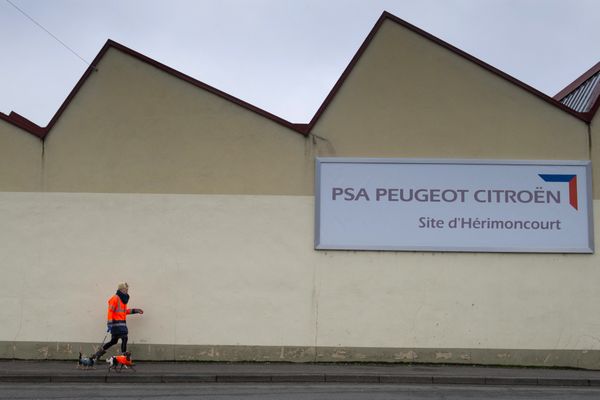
{"left": 2, "top": 360, "right": 600, "bottom": 386}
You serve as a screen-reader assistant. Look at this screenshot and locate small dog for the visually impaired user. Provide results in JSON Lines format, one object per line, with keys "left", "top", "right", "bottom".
{"left": 77, "top": 352, "right": 95, "bottom": 369}
{"left": 106, "top": 351, "right": 135, "bottom": 372}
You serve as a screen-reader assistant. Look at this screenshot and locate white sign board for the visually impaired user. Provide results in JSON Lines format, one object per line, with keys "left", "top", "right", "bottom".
{"left": 315, "top": 158, "right": 594, "bottom": 253}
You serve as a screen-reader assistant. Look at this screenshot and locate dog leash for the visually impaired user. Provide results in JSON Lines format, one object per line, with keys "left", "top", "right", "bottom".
{"left": 99, "top": 332, "right": 109, "bottom": 348}
{"left": 92, "top": 331, "right": 109, "bottom": 356}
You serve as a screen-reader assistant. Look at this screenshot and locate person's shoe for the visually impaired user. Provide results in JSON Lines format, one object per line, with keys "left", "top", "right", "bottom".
{"left": 90, "top": 348, "right": 106, "bottom": 360}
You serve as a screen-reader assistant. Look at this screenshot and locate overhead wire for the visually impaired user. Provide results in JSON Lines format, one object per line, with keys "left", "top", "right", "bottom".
{"left": 5, "top": 0, "right": 95, "bottom": 69}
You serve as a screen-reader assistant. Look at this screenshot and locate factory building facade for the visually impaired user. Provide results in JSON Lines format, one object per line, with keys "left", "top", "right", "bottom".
{"left": 1, "top": 12, "right": 600, "bottom": 367}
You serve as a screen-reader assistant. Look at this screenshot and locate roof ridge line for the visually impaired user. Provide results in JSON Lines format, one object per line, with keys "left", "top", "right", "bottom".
{"left": 0, "top": 111, "right": 46, "bottom": 138}
{"left": 1, "top": 10, "right": 594, "bottom": 140}
{"left": 554, "top": 61, "right": 600, "bottom": 119}
{"left": 104, "top": 40, "right": 310, "bottom": 136}
{"left": 554, "top": 61, "right": 600, "bottom": 101}
{"left": 306, "top": 11, "right": 590, "bottom": 131}
{"left": 1, "top": 39, "right": 310, "bottom": 139}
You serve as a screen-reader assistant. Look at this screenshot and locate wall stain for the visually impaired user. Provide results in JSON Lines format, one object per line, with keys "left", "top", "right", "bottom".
{"left": 394, "top": 350, "right": 418, "bottom": 361}
{"left": 331, "top": 349, "right": 348, "bottom": 359}
{"left": 37, "top": 346, "right": 49, "bottom": 359}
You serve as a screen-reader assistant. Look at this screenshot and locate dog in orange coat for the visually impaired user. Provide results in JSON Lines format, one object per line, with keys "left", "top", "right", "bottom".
{"left": 106, "top": 351, "right": 135, "bottom": 372}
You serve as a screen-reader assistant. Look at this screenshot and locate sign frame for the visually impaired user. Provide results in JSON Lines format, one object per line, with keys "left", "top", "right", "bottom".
{"left": 315, "top": 157, "right": 594, "bottom": 253}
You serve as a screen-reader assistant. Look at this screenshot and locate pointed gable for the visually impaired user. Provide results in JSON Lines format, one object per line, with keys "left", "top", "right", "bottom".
{"left": 556, "top": 61, "right": 600, "bottom": 199}
{"left": 555, "top": 61, "right": 600, "bottom": 120}
{"left": 0, "top": 12, "right": 594, "bottom": 195}
{"left": 40, "top": 45, "right": 312, "bottom": 195}
{"left": 309, "top": 13, "right": 589, "bottom": 161}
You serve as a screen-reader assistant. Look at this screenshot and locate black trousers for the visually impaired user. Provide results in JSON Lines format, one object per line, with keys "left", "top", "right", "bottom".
{"left": 102, "top": 333, "right": 128, "bottom": 353}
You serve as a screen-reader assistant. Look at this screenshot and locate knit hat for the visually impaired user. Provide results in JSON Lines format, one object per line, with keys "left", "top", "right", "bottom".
{"left": 117, "top": 282, "right": 129, "bottom": 291}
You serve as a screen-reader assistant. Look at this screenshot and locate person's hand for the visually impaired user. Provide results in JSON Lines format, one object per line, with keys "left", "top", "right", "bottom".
{"left": 138, "top": 309, "right": 144, "bottom": 314}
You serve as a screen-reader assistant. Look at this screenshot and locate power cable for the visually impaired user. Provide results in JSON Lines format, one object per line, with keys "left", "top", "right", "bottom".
{"left": 5, "top": 0, "right": 95, "bottom": 69}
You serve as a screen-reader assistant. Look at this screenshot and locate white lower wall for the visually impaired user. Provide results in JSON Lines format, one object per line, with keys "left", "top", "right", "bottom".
{"left": 1, "top": 192, "right": 599, "bottom": 352}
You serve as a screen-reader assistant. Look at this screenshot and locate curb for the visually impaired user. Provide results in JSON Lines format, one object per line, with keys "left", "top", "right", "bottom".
{"left": 0, "top": 374, "right": 599, "bottom": 386}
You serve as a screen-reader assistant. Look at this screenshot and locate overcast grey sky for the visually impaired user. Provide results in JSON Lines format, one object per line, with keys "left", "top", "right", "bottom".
{"left": 1, "top": 0, "right": 599, "bottom": 126}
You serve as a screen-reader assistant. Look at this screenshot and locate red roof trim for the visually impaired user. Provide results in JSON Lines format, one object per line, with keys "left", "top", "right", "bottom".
{"left": 306, "top": 12, "right": 386, "bottom": 130}
{"left": 589, "top": 82, "right": 600, "bottom": 119}
{"left": 554, "top": 61, "right": 600, "bottom": 121}
{"left": 554, "top": 61, "right": 600, "bottom": 101}
{"left": 0, "top": 11, "right": 593, "bottom": 140}
{"left": 104, "top": 40, "right": 310, "bottom": 136}
{"left": 0, "top": 43, "right": 110, "bottom": 140}
{"left": 580, "top": 82, "right": 600, "bottom": 122}
{"left": 306, "top": 11, "right": 588, "bottom": 131}
{"left": 554, "top": 62, "right": 600, "bottom": 122}
{"left": 0, "top": 40, "right": 309, "bottom": 139}
{"left": 0, "top": 111, "right": 46, "bottom": 138}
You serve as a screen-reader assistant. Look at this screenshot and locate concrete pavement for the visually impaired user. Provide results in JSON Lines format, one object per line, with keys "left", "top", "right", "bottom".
{"left": 2, "top": 360, "right": 600, "bottom": 386}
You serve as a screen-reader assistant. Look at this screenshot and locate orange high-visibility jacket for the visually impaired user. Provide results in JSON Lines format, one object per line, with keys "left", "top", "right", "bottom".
{"left": 107, "top": 294, "right": 133, "bottom": 333}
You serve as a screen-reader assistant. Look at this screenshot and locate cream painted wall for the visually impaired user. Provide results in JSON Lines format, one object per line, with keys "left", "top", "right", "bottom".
{"left": 0, "top": 193, "right": 316, "bottom": 346}
{"left": 1, "top": 192, "right": 599, "bottom": 352}
{"left": 311, "top": 20, "right": 589, "bottom": 162}
{"left": 0, "top": 17, "right": 597, "bottom": 366}
{"left": 2, "top": 20, "right": 591, "bottom": 197}
{"left": 0, "top": 120, "right": 42, "bottom": 191}
{"left": 591, "top": 115, "right": 599, "bottom": 199}
{"left": 42, "top": 48, "right": 313, "bottom": 195}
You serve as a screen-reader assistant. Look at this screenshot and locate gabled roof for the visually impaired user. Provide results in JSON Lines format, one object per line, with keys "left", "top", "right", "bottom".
{"left": 0, "top": 39, "right": 310, "bottom": 139}
{"left": 554, "top": 61, "right": 600, "bottom": 121}
{"left": 0, "top": 11, "right": 591, "bottom": 140}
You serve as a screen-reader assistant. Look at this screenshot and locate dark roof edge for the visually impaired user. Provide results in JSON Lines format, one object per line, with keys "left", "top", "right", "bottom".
{"left": 580, "top": 82, "right": 600, "bottom": 122}
{"left": 554, "top": 61, "right": 600, "bottom": 101}
{"left": 105, "top": 40, "right": 310, "bottom": 136}
{"left": 307, "top": 11, "right": 590, "bottom": 130}
{"left": 0, "top": 40, "right": 309, "bottom": 139}
{"left": 554, "top": 61, "right": 600, "bottom": 122}
{"left": 0, "top": 42, "right": 108, "bottom": 140}
{"left": 305, "top": 12, "right": 387, "bottom": 130}
{"left": 1, "top": 11, "right": 593, "bottom": 140}
{"left": 0, "top": 111, "right": 45, "bottom": 139}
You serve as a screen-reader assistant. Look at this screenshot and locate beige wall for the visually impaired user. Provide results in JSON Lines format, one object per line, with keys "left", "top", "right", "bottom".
{"left": 591, "top": 115, "right": 599, "bottom": 199}
{"left": 0, "top": 193, "right": 315, "bottom": 345}
{"left": 311, "top": 20, "right": 589, "bottom": 162}
{"left": 0, "top": 17, "right": 598, "bottom": 367}
{"left": 42, "top": 48, "right": 313, "bottom": 195}
{"left": 2, "top": 21, "right": 591, "bottom": 197}
{"left": 0, "top": 193, "right": 599, "bottom": 365}
{"left": 0, "top": 120, "right": 42, "bottom": 192}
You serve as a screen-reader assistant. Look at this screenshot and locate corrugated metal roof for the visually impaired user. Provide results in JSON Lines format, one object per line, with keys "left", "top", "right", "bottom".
{"left": 559, "top": 71, "right": 600, "bottom": 113}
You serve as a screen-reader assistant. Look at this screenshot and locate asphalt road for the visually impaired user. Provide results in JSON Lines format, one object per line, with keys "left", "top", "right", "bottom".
{"left": 3, "top": 383, "right": 600, "bottom": 399}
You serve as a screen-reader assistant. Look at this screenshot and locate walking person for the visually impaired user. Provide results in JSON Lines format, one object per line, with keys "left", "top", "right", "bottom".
{"left": 92, "top": 282, "right": 143, "bottom": 360}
